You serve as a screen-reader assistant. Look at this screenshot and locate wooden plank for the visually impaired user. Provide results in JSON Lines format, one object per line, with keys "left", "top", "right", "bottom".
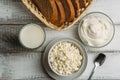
{"left": 0, "top": 0, "right": 120, "bottom": 79}
{"left": 88, "top": 0, "right": 120, "bottom": 24}
{"left": 0, "top": 0, "right": 39, "bottom": 24}
{"left": 0, "top": 0, "right": 120, "bottom": 25}
{"left": 0, "top": 24, "right": 119, "bottom": 79}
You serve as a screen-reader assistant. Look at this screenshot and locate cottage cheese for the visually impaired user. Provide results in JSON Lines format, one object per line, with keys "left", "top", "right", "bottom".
{"left": 49, "top": 41, "right": 83, "bottom": 75}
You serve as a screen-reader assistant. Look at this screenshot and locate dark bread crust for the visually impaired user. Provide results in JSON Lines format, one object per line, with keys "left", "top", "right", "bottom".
{"left": 32, "top": 0, "right": 58, "bottom": 23}
{"left": 86, "top": 0, "right": 89, "bottom": 2}
{"left": 72, "top": 0, "right": 81, "bottom": 17}
{"left": 55, "top": 0, "right": 65, "bottom": 26}
{"left": 61, "top": 0, "right": 75, "bottom": 22}
{"left": 86, "top": 0, "right": 91, "bottom": 4}
{"left": 79, "top": 0, "right": 86, "bottom": 8}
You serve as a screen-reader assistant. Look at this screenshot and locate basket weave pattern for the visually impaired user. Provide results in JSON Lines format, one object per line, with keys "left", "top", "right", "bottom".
{"left": 22, "top": 0, "right": 94, "bottom": 30}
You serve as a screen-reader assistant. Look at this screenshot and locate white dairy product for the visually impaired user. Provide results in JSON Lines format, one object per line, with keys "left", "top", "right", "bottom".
{"left": 19, "top": 24, "right": 45, "bottom": 49}
{"left": 49, "top": 41, "right": 83, "bottom": 75}
{"left": 80, "top": 15, "right": 114, "bottom": 47}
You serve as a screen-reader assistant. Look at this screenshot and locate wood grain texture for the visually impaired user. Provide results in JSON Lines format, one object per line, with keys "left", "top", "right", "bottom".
{"left": 0, "top": 0, "right": 120, "bottom": 80}
{"left": 88, "top": 0, "right": 120, "bottom": 24}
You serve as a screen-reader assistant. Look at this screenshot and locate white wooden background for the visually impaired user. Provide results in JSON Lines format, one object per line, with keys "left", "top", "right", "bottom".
{"left": 0, "top": 0, "right": 120, "bottom": 80}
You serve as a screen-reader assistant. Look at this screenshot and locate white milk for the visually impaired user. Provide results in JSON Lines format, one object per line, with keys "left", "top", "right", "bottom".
{"left": 19, "top": 24, "right": 45, "bottom": 49}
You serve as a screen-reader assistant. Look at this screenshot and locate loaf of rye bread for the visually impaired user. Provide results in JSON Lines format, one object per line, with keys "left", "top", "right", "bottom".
{"left": 32, "top": 0, "right": 58, "bottom": 24}
{"left": 32, "top": 0, "right": 88, "bottom": 26}
{"left": 22, "top": 0, "right": 94, "bottom": 29}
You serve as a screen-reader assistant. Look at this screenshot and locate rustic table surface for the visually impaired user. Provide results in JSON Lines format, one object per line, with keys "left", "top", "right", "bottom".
{"left": 0, "top": 0, "right": 120, "bottom": 80}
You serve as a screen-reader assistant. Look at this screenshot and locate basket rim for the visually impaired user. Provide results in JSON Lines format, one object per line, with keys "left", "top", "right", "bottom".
{"left": 21, "top": 0, "right": 94, "bottom": 30}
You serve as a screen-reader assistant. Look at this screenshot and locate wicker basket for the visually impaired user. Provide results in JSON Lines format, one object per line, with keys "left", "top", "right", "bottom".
{"left": 21, "top": 0, "right": 94, "bottom": 30}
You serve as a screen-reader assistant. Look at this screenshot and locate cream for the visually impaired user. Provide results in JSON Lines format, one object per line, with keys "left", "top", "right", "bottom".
{"left": 80, "top": 16, "right": 114, "bottom": 47}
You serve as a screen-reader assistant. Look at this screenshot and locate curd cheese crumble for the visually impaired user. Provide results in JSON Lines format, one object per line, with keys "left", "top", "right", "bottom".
{"left": 49, "top": 41, "right": 83, "bottom": 75}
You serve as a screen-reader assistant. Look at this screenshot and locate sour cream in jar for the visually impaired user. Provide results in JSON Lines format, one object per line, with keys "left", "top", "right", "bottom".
{"left": 78, "top": 13, "right": 114, "bottom": 47}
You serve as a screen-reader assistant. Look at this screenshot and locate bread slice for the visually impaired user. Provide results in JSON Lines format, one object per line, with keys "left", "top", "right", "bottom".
{"left": 71, "top": 0, "right": 81, "bottom": 17}
{"left": 86, "top": 0, "right": 90, "bottom": 3}
{"left": 32, "top": 0, "right": 58, "bottom": 24}
{"left": 79, "top": 0, "right": 86, "bottom": 8}
{"left": 22, "top": 0, "right": 94, "bottom": 30}
{"left": 86, "top": 0, "right": 91, "bottom": 4}
{"left": 60, "top": 0, "right": 75, "bottom": 22}
{"left": 55, "top": 0, "right": 65, "bottom": 26}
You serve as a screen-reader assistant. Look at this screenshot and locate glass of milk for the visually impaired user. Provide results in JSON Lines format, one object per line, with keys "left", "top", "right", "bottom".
{"left": 19, "top": 23, "right": 45, "bottom": 49}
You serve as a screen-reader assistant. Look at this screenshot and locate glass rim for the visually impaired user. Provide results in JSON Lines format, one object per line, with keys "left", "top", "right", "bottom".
{"left": 19, "top": 23, "right": 46, "bottom": 49}
{"left": 78, "top": 12, "right": 115, "bottom": 48}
